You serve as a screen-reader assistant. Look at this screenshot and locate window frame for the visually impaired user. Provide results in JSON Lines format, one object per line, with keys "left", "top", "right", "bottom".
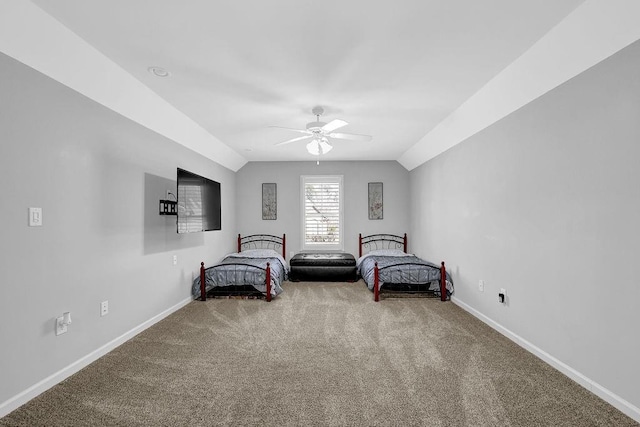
{"left": 300, "top": 175, "right": 344, "bottom": 251}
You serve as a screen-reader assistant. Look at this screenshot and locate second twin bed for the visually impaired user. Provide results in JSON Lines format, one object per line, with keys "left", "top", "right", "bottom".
{"left": 357, "top": 233, "right": 454, "bottom": 301}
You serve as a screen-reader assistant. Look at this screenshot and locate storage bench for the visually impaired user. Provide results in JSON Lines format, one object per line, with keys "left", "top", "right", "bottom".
{"left": 289, "top": 253, "right": 357, "bottom": 282}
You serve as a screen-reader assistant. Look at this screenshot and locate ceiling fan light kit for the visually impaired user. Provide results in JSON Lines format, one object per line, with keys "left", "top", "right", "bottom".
{"left": 306, "top": 138, "right": 333, "bottom": 156}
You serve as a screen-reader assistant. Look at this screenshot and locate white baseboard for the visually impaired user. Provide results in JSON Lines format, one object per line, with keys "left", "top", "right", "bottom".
{"left": 451, "top": 296, "right": 640, "bottom": 424}
{"left": 0, "top": 297, "right": 192, "bottom": 419}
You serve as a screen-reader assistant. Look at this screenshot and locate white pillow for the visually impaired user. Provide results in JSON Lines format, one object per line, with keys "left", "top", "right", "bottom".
{"left": 228, "top": 249, "right": 289, "bottom": 271}
{"left": 367, "top": 249, "right": 410, "bottom": 257}
{"left": 356, "top": 249, "right": 411, "bottom": 267}
{"left": 235, "top": 249, "right": 280, "bottom": 258}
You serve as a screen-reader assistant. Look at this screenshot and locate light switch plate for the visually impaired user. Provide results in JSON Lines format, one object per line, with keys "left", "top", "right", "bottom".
{"left": 29, "top": 207, "right": 43, "bottom": 226}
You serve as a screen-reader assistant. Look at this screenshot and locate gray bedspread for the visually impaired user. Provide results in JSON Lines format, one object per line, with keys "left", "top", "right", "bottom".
{"left": 358, "top": 255, "right": 454, "bottom": 296}
{"left": 192, "top": 255, "right": 287, "bottom": 298}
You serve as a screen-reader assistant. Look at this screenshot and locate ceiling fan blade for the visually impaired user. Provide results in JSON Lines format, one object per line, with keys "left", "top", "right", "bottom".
{"left": 268, "top": 126, "right": 311, "bottom": 135}
{"left": 328, "top": 132, "right": 372, "bottom": 142}
{"left": 322, "top": 119, "right": 348, "bottom": 133}
{"left": 274, "top": 134, "right": 313, "bottom": 146}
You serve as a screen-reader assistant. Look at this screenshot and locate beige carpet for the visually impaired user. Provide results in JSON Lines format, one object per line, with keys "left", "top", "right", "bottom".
{"left": 1, "top": 281, "right": 636, "bottom": 426}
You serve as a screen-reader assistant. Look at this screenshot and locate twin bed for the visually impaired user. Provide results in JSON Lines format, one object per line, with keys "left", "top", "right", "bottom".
{"left": 193, "top": 232, "right": 453, "bottom": 302}
{"left": 192, "top": 234, "right": 288, "bottom": 302}
{"left": 357, "top": 233, "right": 453, "bottom": 302}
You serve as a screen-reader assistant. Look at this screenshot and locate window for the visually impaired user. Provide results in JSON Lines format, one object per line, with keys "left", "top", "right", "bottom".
{"left": 301, "top": 175, "right": 343, "bottom": 251}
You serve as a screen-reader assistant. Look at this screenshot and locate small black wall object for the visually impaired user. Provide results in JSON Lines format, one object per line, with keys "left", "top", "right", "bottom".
{"left": 498, "top": 292, "right": 505, "bottom": 303}
{"left": 159, "top": 199, "right": 177, "bottom": 215}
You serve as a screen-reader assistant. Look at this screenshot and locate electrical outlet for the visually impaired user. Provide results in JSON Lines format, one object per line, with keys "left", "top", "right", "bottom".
{"left": 101, "top": 300, "right": 109, "bottom": 317}
{"left": 173, "top": 255, "right": 178, "bottom": 265}
{"left": 499, "top": 288, "right": 507, "bottom": 304}
{"left": 55, "top": 316, "right": 67, "bottom": 335}
{"left": 55, "top": 312, "right": 72, "bottom": 335}
{"left": 29, "top": 207, "right": 43, "bottom": 227}
{"left": 478, "top": 280, "right": 485, "bottom": 292}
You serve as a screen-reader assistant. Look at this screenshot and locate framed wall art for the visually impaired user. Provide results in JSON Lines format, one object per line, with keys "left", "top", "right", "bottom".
{"left": 368, "top": 182, "right": 383, "bottom": 220}
{"left": 262, "top": 183, "right": 277, "bottom": 220}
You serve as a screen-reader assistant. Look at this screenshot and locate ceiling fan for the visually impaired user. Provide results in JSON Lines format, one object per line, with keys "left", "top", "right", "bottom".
{"left": 270, "top": 106, "right": 372, "bottom": 156}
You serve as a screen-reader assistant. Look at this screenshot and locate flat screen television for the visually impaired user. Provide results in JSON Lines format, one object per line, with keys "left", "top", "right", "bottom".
{"left": 177, "top": 168, "right": 221, "bottom": 233}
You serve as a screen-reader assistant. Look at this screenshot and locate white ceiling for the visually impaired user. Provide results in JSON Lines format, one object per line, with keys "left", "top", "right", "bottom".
{"left": 26, "top": 0, "right": 588, "bottom": 165}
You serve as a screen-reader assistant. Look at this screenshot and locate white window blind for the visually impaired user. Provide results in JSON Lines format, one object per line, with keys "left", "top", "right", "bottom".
{"left": 301, "top": 175, "right": 343, "bottom": 250}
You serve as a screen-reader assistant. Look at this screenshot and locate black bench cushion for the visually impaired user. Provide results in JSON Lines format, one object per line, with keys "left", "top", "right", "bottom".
{"left": 289, "top": 253, "right": 357, "bottom": 281}
{"left": 290, "top": 252, "right": 356, "bottom": 267}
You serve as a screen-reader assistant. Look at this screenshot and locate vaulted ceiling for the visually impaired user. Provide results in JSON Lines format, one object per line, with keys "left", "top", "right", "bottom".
{"left": 2, "top": 1, "right": 640, "bottom": 171}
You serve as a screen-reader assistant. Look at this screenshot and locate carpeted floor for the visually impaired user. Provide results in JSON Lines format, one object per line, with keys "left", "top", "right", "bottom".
{"left": 1, "top": 281, "right": 636, "bottom": 426}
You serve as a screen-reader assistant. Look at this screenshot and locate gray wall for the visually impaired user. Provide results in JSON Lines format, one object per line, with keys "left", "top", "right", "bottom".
{"left": 236, "top": 161, "right": 410, "bottom": 257}
{"left": 0, "top": 53, "right": 236, "bottom": 407}
{"left": 409, "top": 41, "right": 640, "bottom": 411}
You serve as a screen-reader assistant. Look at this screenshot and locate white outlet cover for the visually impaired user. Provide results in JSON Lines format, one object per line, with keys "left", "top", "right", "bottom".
{"left": 478, "top": 280, "right": 484, "bottom": 292}
{"left": 28, "top": 207, "right": 43, "bottom": 226}
{"left": 55, "top": 316, "right": 67, "bottom": 335}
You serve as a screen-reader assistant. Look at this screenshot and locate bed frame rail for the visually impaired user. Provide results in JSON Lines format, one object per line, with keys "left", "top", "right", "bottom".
{"left": 200, "top": 261, "right": 273, "bottom": 302}
{"left": 372, "top": 261, "right": 447, "bottom": 302}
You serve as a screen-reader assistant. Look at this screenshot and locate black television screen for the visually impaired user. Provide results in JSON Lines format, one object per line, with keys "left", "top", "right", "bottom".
{"left": 177, "top": 168, "right": 221, "bottom": 233}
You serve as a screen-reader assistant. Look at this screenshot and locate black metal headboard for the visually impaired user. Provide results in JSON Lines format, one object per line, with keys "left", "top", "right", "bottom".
{"left": 358, "top": 233, "right": 407, "bottom": 257}
{"left": 237, "top": 234, "right": 286, "bottom": 259}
